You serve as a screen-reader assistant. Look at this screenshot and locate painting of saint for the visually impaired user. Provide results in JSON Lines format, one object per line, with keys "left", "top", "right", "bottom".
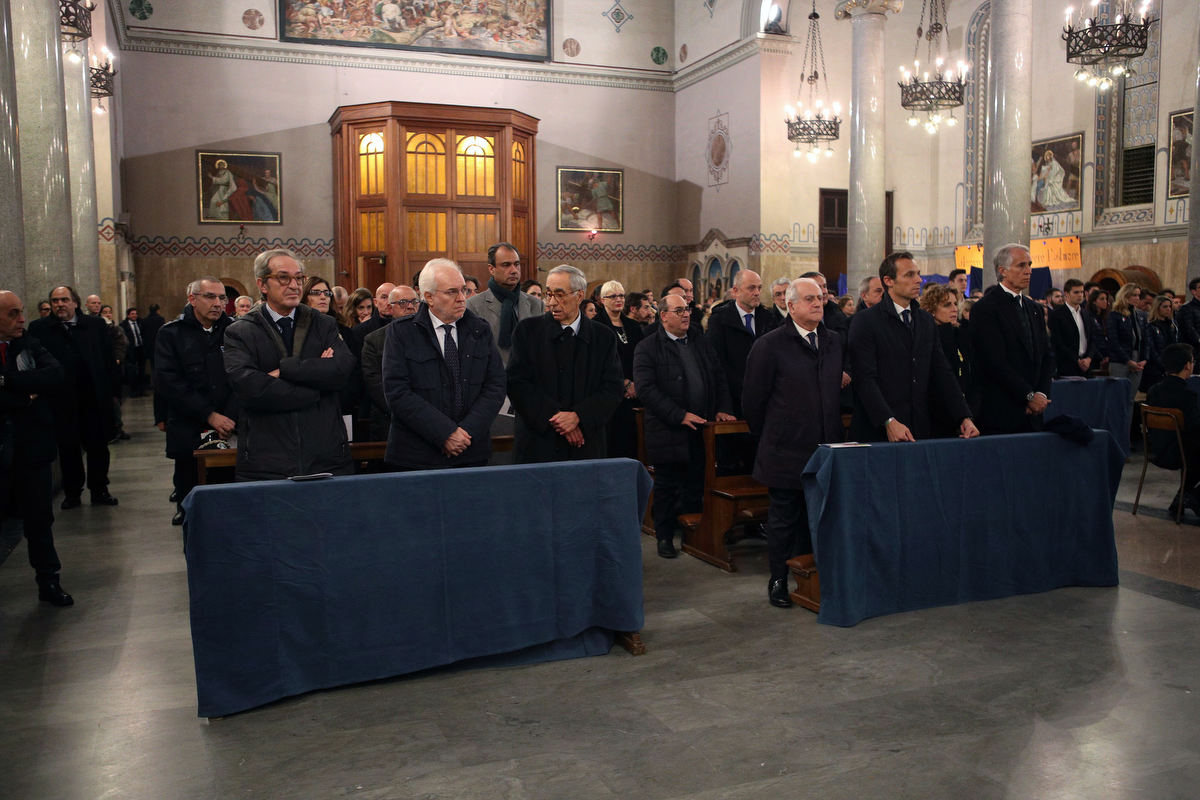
{"left": 1031, "top": 133, "right": 1084, "bottom": 214}
{"left": 1169, "top": 110, "right": 1193, "bottom": 199}
{"left": 556, "top": 168, "right": 623, "bottom": 232}
{"left": 197, "top": 152, "right": 283, "bottom": 224}
{"left": 279, "top": 0, "right": 550, "bottom": 62}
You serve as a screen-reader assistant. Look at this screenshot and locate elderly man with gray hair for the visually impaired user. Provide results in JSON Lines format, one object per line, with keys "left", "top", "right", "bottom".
{"left": 767, "top": 276, "right": 791, "bottom": 325}
{"left": 223, "top": 248, "right": 356, "bottom": 480}
{"left": 382, "top": 259, "right": 505, "bottom": 469}
{"left": 507, "top": 264, "right": 624, "bottom": 463}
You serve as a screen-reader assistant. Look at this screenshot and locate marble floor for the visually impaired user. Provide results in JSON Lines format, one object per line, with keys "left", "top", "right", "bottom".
{"left": 3, "top": 400, "right": 1200, "bottom": 799}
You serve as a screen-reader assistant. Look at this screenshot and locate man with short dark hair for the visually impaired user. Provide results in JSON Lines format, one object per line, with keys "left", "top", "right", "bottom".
{"left": 0, "top": 290, "right": 73, "bottom": 605}
{"left": 1146, "top": 343, "right": 1200, "bottom": 515}
{"left": 1176, "top": 277, "right": 1200, "bottom": 351}
{"left": 154, "top": 277, "right": 239, "bottom": 524}
{"left": 1049, "top": 278, "right": 1100, "bottom": 377}
{"left": 27, "top": 285, "right": 120, "bottom": 508}
{"left": 467, "top": 242, "right": 544, "bottom": 364}
{"left": 383, "top": 260, "right": 505, "bottom": 469}
{"left": 625, "top": 291, "right": 656, "bottom": 327}
{"left": 462, "top": 275, "right": 480, "bottom": 299}
{"left": 361, "top": 285, "right": 420, "bottom": 442}
{"left": 223, "top": 249, "right": 356, "bottom": 480}
{"left": 634, "top": 293, "right": 735, "bottom": 559}
{"left": 848, "top": 252, "right": 978, "bottom": 442}
{"left": 948, "top": 268, "right": 969, "bottom": 296}
{"left": 1044, "top": 288, "right": 1064, "bottom": 307}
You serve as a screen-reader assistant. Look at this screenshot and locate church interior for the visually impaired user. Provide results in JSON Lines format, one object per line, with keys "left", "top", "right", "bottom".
{"left": 3, "top": 0, "right": 1200, "bottom": 796}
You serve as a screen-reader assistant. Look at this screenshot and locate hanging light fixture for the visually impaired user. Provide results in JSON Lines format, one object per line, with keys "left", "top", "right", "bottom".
{"left": 1063, "top": 0, "right": 1155, "bottom": 92}
{"left": 898, "top": 0, "right": 966, "bottom": 133}
{"left": 60, "top": 0, "right": 95, "bottom": 64}
{"left": 785, "top": 0, "right": 841, "bottom": 163}
{"left": 90, "top": 47, "right": 116, "bottom": 115}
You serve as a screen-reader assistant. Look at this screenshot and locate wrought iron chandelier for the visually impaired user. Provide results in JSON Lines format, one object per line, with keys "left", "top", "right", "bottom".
{"left": 1063, "top": 0, "right": 1154, "bottom": 91}
{"left": 90, "top": 48, "right": 116, "bottom": 115}
{"left": 60, "top": 0, "right": 95, "bottom": 65}
{"left": 785, "top": 0, "right": 841, "bottom": 163}
{"left": 898, "top": 0, "right": 966, "bottom": 134}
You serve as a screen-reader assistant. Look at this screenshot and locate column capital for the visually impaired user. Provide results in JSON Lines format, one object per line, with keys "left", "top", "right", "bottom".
{"left": 834, "top": 0, "right": 902, "bottom": 20}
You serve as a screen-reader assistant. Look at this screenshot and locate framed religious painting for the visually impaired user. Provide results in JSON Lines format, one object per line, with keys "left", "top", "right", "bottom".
{"left": 1030, "top": 133, "right": 1084, "bottom": 214}
{"left": 556, "top": 168, "right": 623, "bottom": 233}
{"left": 1168, "top": 110, "right": 1193, "bottom": 199}
{"left": 196, "top": 151, "right": 283, "bottom": 225}
{"left": 278, "top": 0, "right": 551, "bottom": 62}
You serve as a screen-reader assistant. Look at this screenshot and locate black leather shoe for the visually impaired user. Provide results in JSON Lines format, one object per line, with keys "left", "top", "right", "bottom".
{"left": 171, "top": 508, "right": 185, "bottom": 526}
{"left": 38, "top": 578, "right": 74, "bottom": 607}
{"left": 90, "top": 491, "right": 119, "bottom": 506}
{"left": 768, "top": 577, "right": 793, "bottom": 608}
{"left": 656, "top": 539, "right": 678, "bottom": 559}
{"left": 169, "top": 490, "right": 179, "bottom": 503}
{"left": 61, "top": 495, "right": 81, "bottom": 510}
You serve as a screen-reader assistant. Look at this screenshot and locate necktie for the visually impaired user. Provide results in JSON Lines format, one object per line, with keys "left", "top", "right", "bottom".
{"left": 442, "top": 324, "right": 463, "bottom": 418}
{"left": 1014, "top": 295, "right": 1033, "bottom": 352}
{"left": 676, "top": 336, "right": 687, "bottom": 346}
{"left": 276, "top": 316, "right": 294, "bottom": 356}
{"left": 807, "top": 332, "right": 818, "bottom": 350}
{"left": 0, "top": 341, "right": 7, "bottom": 367}
{"left": 901, "top": 309, "right": 912, "bottom": 329}
{"left": 130, "top": 321, "right": 142, "bottom": 347}
{"left": 744, "top": 313, "right": 754, "bottom": 334}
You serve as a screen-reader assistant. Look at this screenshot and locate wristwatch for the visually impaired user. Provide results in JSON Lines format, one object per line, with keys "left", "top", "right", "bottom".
{"left": 1025, "top": 391, "right": 1035, "bottom": 402}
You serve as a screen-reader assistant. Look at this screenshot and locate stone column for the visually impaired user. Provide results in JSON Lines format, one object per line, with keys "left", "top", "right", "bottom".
{"left": 1189, "top": 21, "right": 1200, "bottom": 279}
{"left": 0, "top": 0, "right": 26, "bottom": 297}
{"left": 11, "top": 0, "right": 74, "bottom": 302}
{"left": 981, "top": 0, "right": 1033, "bottom": 277}
{"left": 836, "top": 0, "right": 901, "bottom": 295}
{"left": 64, "top": 38, "right": 100, "bottom": 295}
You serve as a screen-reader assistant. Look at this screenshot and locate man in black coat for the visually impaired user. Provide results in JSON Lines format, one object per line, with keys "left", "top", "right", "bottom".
{"left": 802, "top": 271, "right": 849, "bottom": 337}
{"left": 742, "top": 278, "right": 845, "bottom": 609}
{"left": 633, "top": 293, "right": 735, "bottom": 559}
{"left": 361, "top": 285, "right": 419, "bottom": 442}
{"left": 969, "top": 243, "right": 1054, "bottom": 434}
{"left": 154, "top": 278, "right": 239, "bottom": 525}
{"left": 351, "top": 281, "right": 397, "bottom": 348}
{"left": 1048, "top": 278, "right": 1101, "bottom": 378}
{"left": 383, "top": 260, "right": 506, "bottom": 469}
{"left": 27, "top": 285, "right": 120, "bottom": 508}
{"left": 0, "top": 291, "right": 73, "bottom": 606}
{"left": 507, "top": 265, "right": 623, "bottom": 463}
{"left": 119, "top": 308, "right": 148, "bottom": 396}
{"left": 223, "top": 249, "right": 356, "bottom": 481}
{"left": 1146, "top": 343, "right": 1200, "bottom": 514}
{"left": 848, "top": 252, "right": 979, "bottom": 442}
{"left": 142, "top": 303, "right": 165, "bottom": 362}
{"left": 706, "top": 269, "right": 776, "bottom": 416}
{"left": 1174, "top": 278, "right": 1200, "bottom": 352}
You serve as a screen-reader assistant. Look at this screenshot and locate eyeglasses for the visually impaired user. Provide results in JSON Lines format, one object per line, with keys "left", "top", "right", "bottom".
{"left": 602, "top": 293, "right": 625, "bottom": 300}
{"left": 307, "top": 289, "right": 333, "bottom": 298}
{"left": 268, "top": 273, "right": 306, "bottom": 286}
{"left": 544, "top": 289, "right": 580, "bottom": 301}
{"left": 663, "top": 308, "right": 692, "bottom": 315}
{"left": 392, "top": 298, "right": 419, "bottom": 308}
{"left": 433, "top": 288, "right": 469, "bottom": 299}
{"left": 196, "top": 292, "right": 228, "bottom": 302}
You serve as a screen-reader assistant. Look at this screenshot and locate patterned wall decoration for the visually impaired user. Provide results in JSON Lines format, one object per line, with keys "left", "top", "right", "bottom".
{"left": 893, "top": 227, "right": 957, "bottom": 247}
{"left": 1165, "top": 198, "right": 1189, "bottom": 225}
{"left": 962, "top": 1, "right": 990, "bottom": 242}
{"left": 131, "top": 235, "right": 334, "bottom": 258}
{"left": 1121, "top": 15, "right": 1160, "bottom": 148}
{"left": 243, "top": 9, "right": 265, "bottom": 30}
{"left": 603, "top": 1, "right": 633, "bottom": 32}
{"left": 749, "top": 233, "right": 791, "bottom": 253}
{"left": 707, "top": 111, "right": 730, "bottom": 187}
{"left": 536, "top": 242, "right": 686, "bottom": 262}
{"left": 651, "top": 46, "right": 668, "bottom": 65}
{"left": 98, "top": 218, "right": 118, "bottom": 243}
{"left": 562, "top": 38, "right": 581, "bottom": 57}
{"left": 128, "top": 0, "right": 152, "bottom": 21}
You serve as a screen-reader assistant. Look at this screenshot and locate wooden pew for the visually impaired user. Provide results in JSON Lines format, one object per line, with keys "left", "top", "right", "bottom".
{"left": 195, "top": 435, "right": 516, "bottom": 485}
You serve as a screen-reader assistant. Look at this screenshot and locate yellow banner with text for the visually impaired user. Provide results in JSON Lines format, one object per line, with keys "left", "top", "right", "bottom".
{"left": 953, "top": 237, "right": 1082, "bottom": 273}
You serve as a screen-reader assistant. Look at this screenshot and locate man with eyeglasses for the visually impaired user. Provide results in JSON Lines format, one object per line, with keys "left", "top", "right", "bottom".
{"left": 467, "top": 242, "right": 544, "bottom": 365}
{"left": 382, "top": 259, "right": 505, "bottom": 469}
{"left": 634, "top": 293, "right": 735, "bottom": 558}
{"left": 352, "top": 281, "right": 399, "bottom": 348}
{"left": 154, "top": 277, "right": 240, "bottom": 524}
{"left": 767, "top": 277, "right": 790, "bottom": 325}
{"left": 507, "top": 264, "right": 624, "bottom": 463}
{"left": 223, "top": 248, "right": 356, "bottom": 480}
{"left": 360, "top": 285, "right": 420, "bottom": 441}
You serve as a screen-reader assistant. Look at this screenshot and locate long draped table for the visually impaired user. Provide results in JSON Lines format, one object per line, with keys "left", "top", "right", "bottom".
{"left": 802, "top": 433, "right": 1123, "bottom": 627}
{"left": 1046, "top": 377, "right": 1132, "bottom": 457}
{"left": 183, "top": 458, "right": 651, "bottom": 717}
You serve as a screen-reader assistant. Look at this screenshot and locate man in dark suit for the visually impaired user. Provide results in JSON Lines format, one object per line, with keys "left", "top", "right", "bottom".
{"left": 383, "top": 260, "right": 506, "bottom": 469}
{"left": 0, "top": 291, "right": 73, "bottom": 605}
{"left": 154, "top": 277, "right": 239, "bottom": 525}
{"left": 969, "top": 243, "right": 1054, "bottom": 434}
{"left": 27, "top": 285, "right": 120, "bottom": 508}
{"left": 802, "top": 271, "right": 849, "bottom": 337}
{"left": 848, "top": 252, "right": 979, "bottom": 442}
{"left": 142, "top": 303, "right": 165, "bottom": 361}
{"left": 1049, "top": 278, "right": 1101, "bottom": 378}
{"left": 361, "top": 285, "right": 419, "bottom": 442}
{"left": 767, "top": 277, "right": 790, "bottom": 325}
{"left": 119, "top": 308, "right": 148, "bottom": 396}
{"left": 705, "top": 269, "right": 776, "bottom": 417}
{"left": 633, "top": 293, "right": 735, "bottom": 559}
{"left": 1176, "top": 278, "right": 1200, "bottom": 351}
{"left": 507, "top": 264, "right": 623, "bottom": 463}
{"left": 351, "top": 281, "right": 398, "bottom": 347}
{"left": 466, "top": 242, "right": 544, "bottom": 364}
{"left": 1146, "top": 343, "right": 1200, "bottom": 515}
{"left": 742, "top": 278, "right": 846, "bottom": 609}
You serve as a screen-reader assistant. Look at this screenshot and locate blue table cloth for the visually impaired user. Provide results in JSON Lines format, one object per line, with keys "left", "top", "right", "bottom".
{"left": 1046, "top": 377, "right": 1132, "bottom": 457}
{"left": 183, "top": 458, "right": 651, "bottom": 717}
{"left": 802, "top": 433, "right": 1122, "bottom": 627}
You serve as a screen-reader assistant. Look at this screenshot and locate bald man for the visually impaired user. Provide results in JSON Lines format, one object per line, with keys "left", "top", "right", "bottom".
{"left": 352, "top": 281, "right": 398, "bottom": 347}
{"left": 705, "top": 269, "right": 776, "bottom": 418}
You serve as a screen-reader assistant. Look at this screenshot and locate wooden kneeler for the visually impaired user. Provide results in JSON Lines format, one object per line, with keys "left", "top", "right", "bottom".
{"left": 786, "top": 554, "right": 821, "bottom": 612}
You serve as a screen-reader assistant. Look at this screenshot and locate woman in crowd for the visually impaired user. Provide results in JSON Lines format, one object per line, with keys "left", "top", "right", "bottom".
{"left": 303, "top": 275, "right": 356, "bottom": 342}
{"left": 837, "top": 294, "right": 855, "bottom": 317}
{"left": 1140, "top": 294, "right": 1179, "bottom": 392}
{"left": 580, "top": 298, "right": 599, "bottom": 320}
{"left": 1087, "top": 289, "right": 1111, "bottom": 367}
{"left": 1106, "top": 284, "right": 1145, "bottom": 401}
{"left": 594, "top": 279, "right": 644, "bottom": 459}
{"left": 920, "top": 284, "right": 971, "bottom": 404}
{"left": 344, "top": 288, "right": 374, "bottom": 328}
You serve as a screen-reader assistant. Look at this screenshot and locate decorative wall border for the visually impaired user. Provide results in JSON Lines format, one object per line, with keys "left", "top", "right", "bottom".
{"left": 98, "top": 217, "right": 118, "bottom": 242}
{"left": 1094, "top": 205, "right": 1155, "bottom": 228}
{"left": 962, "top": 1, "right": 990, "bottom": 242}
{"left": 131, "top": 235, "right": 335, "bottom": 258}
{"left": 536, "top": 242, "right": 686, "bottom": 262}
{"left": 1165, "top": 198, "right": 1189, "bottom": 225}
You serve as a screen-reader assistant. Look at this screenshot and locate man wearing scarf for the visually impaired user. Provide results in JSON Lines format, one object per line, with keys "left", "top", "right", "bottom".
{"left": 467, "top": 242, "right": 545, "bottom": 365}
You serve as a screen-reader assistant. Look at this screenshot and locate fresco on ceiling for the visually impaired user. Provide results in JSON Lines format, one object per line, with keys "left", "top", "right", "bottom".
{"left": 280, "top": 0, "right": 549, "bottom": 61}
